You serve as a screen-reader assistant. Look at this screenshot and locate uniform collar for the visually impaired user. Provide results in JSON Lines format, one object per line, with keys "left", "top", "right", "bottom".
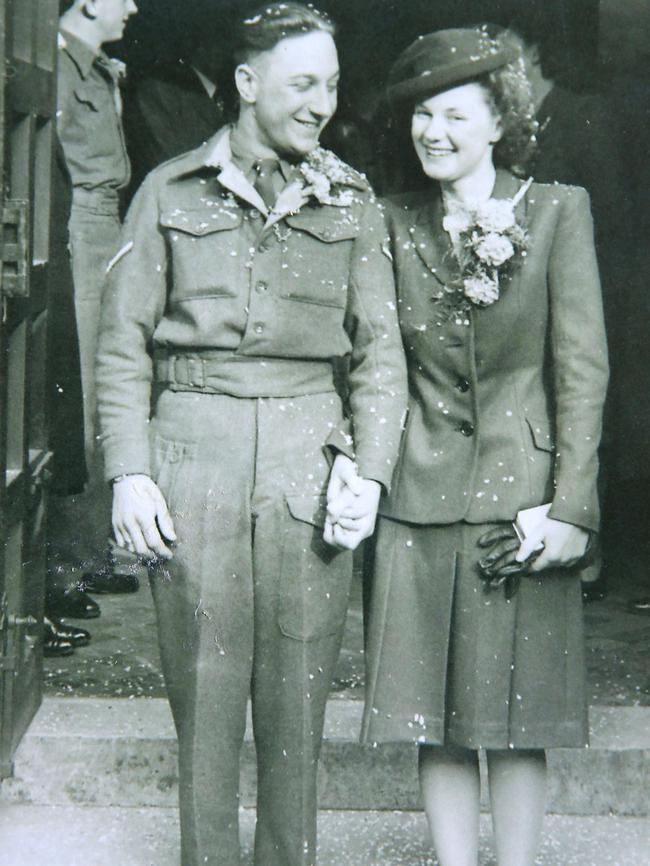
{"left": 170, "top": 126, "right": 362, "bottom": 222}
{"left": 200, "top": 127, "right": 269, "bottom": 215}
{"left": 58, "top": 29, "right": 104, "bottom": 80}
{"left": 206, "top": 125, "right": 295, "bottom": 181}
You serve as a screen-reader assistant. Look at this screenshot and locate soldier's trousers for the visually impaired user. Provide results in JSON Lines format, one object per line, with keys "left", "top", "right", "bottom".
{"left": 69, "top": 188, "right": 121, "bottom": 459}
{"left": 47, "top": 190, "right": 122, "bottom": 577}
{"left": 148, "top": 389, "right": 353, "bottom": 866}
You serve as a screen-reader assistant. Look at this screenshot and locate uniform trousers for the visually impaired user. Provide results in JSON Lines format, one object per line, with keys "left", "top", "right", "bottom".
{"left": 148, "top": 388, "right": 353, "bottom": 866}
{"left": 47, "top": 189, "right": 122, "bottom": 579}
{"left": 68, "top": 187, "right": 121, "bottom": 458}
{"left": 48, "top": 188, "right": 123, "bottom": 587}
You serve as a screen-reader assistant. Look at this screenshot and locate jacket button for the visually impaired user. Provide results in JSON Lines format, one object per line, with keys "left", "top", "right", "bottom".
{"left": 255, "top": 281, "right": 268, "bottom": 294}
{"left": 455, "top": 377, "right": 470, "bottom": 393}
{"left": 459, "top": 421, "right": 474, "bottom": 437}
{"left": 254, "top": 322, "right": 265, "bottom": 334}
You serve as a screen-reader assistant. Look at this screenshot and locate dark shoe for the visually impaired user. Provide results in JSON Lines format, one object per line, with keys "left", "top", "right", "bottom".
{"left": 43, "top": 618, "right": 75, "bottom": 657}
{"left": 78, "top": 570, "right": 140, "bottom": 594}
{"left": 628, "top": 597, "right": 650, "bottom": 615}
{"left": 46, "top": 585, "right": 100, "bottom": 620}
{"left": 44, "top": 616, "right": 91, "bottom": 647}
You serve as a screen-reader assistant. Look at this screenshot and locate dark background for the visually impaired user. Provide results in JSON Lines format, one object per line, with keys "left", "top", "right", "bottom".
{"left": 119, "top": 0, "right": 602, "bottom": 90}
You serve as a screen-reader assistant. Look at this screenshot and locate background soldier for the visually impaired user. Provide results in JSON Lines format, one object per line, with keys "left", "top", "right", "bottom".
{"left": 51, "top": 0, "right": 140, "bottom": 612}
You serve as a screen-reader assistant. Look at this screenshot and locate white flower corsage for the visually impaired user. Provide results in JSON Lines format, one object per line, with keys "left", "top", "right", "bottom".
{"left": 445, "top": 177, "right": 532, "bottom": 315}
{"left": 297, "top": 148, "right": 359, "bottom": 207}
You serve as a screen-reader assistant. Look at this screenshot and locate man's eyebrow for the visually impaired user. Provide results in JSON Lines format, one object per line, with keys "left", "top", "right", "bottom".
{"left": 287, "top": 72, "right": 340, "bottom": 81}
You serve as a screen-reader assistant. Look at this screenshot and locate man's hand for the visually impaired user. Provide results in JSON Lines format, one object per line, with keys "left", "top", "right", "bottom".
{"left": 323, "top": 454, "right": 381, "bottom": 551}
{"left": 112, "top": 474, "right": 177, "bottom": 560}
{"left": 515, "top": 516, "right": 589, "bottom": 573}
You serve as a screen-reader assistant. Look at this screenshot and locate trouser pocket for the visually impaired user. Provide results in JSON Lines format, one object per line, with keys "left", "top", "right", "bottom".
{"left": 278, "top": 494, "right": 353, "bottom": 641}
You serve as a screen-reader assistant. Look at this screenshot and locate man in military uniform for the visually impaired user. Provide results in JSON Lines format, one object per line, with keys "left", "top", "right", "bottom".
{"left": 52, "top": 0, "right": 140, "bottom": 602}
{"left": 96, "top": 4, "right": 406, "bottom": 866}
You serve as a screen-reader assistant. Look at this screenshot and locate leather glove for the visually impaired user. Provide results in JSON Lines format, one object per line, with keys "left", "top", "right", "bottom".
{"left": 477, "top": 524, "right": 532, "bottom": 599}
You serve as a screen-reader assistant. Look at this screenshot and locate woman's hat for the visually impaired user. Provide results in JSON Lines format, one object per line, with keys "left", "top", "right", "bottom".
{"left": 387, "top": 27, "right": 519, "bottom": 107}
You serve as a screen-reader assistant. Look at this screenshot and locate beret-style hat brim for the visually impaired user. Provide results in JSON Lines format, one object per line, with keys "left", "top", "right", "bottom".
{"left": 387, "top": 30, "right": 520, "bottom": 107}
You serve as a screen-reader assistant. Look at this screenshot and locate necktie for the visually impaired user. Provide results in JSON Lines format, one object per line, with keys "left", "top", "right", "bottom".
{"left": 253, "top": 159, "right": 281, "bottom": 210}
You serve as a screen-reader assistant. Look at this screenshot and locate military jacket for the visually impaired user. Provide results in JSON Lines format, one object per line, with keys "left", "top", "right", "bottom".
{"left": 380, "top": 171, "right": 609, "bottom": 532}
{"left": 96, "top": 128, "right": 407, "bottom": 488}
{"left": 57, "top": 30, "right": 130, "bottom": 191}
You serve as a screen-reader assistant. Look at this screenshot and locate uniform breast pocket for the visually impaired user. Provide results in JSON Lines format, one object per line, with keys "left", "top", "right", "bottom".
{"left": 161, "top": 209, "right": 243, "bottom": 301}
{"left": 280, "top": 216, "right": 359, "bottom": 308}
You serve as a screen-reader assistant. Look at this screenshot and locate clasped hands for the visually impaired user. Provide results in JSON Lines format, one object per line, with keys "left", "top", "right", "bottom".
{"left": 324, "top": 454, "right": 381, "bottom": 551}
{"left": 478, "top": 515, "right": 590, "bottom": 595}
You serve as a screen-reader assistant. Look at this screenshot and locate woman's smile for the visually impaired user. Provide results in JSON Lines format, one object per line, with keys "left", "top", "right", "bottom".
{"left": 411, "top": 82, "right": 502, "bottom": 186}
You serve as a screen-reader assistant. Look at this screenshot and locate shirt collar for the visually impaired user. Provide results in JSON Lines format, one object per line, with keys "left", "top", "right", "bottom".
{"left": 59, "top": 29, "right": 106, "bottom": 80}
{"left": 204, "top": 126, "right": 296, "bottom": 183}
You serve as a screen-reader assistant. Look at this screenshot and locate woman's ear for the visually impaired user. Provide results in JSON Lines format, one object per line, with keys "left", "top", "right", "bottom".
{"left": 234, "top": 63, "right": 258, "bottom": 105}
{"left": 490, "top": 115, "right": 503, "bottom": 145}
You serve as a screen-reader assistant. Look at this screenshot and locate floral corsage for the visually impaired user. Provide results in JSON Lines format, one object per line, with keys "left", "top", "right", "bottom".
{"left": 297, "top": 148, "right": 358, "bottom": 207}
{"left": 267, "top": 148, "right": 362, "bottom": 222}
{"left": 441, "top": 177, "right": 532, "bottom": 314}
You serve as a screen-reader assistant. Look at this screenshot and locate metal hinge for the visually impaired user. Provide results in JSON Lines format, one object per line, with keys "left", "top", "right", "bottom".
{"left": 1, "top": 199, "right": 29, "bottom": 298}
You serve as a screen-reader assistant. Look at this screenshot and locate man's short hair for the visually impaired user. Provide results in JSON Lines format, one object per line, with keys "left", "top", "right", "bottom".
{"left": 59, "top": 0, "right": 77, "bottom": 13}
{"left": 233, "top": 2, "right": 335, "bottom": 66}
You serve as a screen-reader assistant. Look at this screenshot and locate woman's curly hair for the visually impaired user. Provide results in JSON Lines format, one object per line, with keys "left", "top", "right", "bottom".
{"left": 478, "top": 29, "right": 538, "bottom": 175}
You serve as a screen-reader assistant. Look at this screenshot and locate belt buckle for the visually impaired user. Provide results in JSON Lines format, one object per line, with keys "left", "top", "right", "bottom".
{"left": 186, "top": 356, "right": 205, "bottom": 388}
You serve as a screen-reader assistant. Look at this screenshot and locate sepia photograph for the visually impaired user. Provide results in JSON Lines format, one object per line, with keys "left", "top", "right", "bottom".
{"left": 0, "top": 1, "right": 649, "bottom": 864}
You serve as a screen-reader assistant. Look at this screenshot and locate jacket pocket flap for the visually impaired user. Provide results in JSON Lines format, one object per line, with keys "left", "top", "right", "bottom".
{"left": 526, "top": 418, "right": 555, "bottom": 453}
{"left": 285, "top": 494, "right": 328, "bottom": 528}
{"left": 285, "top": 212, "right": 359, "bottom": 243}
{"left": 160, "top": 209, "right": 242, "bottom": 235}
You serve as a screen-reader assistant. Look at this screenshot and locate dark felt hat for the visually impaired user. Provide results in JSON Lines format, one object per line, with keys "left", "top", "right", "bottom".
{"left": 387, "top": 27, "right": 519, "bottom": 107}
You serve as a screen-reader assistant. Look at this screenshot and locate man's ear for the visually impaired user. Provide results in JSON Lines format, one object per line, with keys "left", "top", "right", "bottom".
{"left": 81, "top": 0, "right": 98, "bottom": 20}
{"left": 235, "top": 63, "right": 258, "bottom": 104}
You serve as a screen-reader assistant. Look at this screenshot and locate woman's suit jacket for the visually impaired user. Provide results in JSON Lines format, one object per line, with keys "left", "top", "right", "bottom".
{"left": 380, "top": 169, "right": 609, "bottom": 532}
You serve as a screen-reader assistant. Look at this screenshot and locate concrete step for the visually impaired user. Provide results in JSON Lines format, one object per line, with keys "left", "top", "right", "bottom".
{"left": 0, "top": 806, "right": 648, "bottom": 866}
{"left": 2, "top": 697, "right": 649, "bottom": 816}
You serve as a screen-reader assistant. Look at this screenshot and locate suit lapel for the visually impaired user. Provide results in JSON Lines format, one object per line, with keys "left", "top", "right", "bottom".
{"left": 410, "top": 195, "right": 459, "bottom": 290}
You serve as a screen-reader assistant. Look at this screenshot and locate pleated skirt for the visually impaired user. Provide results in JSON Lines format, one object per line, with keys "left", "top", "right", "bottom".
{"left": 361, "top": 518, "right": 588, "bottom": 749}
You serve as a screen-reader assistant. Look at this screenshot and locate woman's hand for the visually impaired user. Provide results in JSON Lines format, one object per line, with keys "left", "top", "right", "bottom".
{"left": 112, "top": 474, "right": 177, "bottom": 560}
{"left": 324, "top": 454, "right": 381, "bottom": 551}
{"left": 515, "top": 517, "right": 589, "bottom": 573}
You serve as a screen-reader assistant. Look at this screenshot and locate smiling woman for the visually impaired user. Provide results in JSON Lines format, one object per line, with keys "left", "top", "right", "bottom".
{"left": 410, "top": 84, "right": 502, "bottom": 187}
{"left": 362, "top": 24, "right": 609, "bottom": 866}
